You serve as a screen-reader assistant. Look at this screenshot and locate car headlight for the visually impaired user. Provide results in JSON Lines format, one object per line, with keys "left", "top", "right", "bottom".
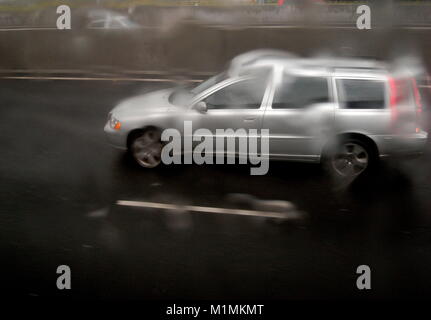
{"left": 108, "top": 113, "right": 121, "bottom": 130}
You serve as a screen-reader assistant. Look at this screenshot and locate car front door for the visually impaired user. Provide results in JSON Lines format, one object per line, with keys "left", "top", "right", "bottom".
{"left": 185, "top": 75, "right": 272, "bottom": 158}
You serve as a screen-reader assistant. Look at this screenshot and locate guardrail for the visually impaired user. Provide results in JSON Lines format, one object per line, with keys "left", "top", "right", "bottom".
{"left": 1, "top": 25, "right": 431, "bottom": 75}
{"left": 0, "top": 2, "right": 430, "bottom": 75}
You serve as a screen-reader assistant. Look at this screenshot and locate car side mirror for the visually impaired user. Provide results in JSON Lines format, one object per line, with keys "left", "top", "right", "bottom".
{"left": 194, "top": 101, "right": 208, "bottom": 113}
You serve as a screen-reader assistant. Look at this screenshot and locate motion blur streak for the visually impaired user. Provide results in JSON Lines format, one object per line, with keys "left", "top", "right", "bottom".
{"left": 0, "top": 76, "right": 203, "bottom": 82}
{"left": 117, "top": 200, "right": 303, "bottom": 220}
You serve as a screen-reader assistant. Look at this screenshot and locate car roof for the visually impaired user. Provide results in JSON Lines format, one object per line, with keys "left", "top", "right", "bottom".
{"left": 229, "top": 49, "right": 297, "bottom": 68}
{"left": 228, "top": 50, "right": 297, "bottom": 76}
{"left": 229, "top": 50, "right": 391, "bottom": 78}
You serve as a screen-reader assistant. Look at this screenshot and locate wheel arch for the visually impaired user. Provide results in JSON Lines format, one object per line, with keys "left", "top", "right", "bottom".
{"left": 321, "top": 132, "right": 380, "bottom": 161}
{"left": 126, "top": 125, "right": 164, "bottom": 150}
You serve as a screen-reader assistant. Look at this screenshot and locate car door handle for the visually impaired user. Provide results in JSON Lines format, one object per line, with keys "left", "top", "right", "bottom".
{"left": 243, "top": 117, "right": 256, "bottom": 122}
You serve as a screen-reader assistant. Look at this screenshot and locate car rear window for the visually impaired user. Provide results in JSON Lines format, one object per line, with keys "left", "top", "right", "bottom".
{"left": 337, "top": 79, "right": 386, "bottom": 109}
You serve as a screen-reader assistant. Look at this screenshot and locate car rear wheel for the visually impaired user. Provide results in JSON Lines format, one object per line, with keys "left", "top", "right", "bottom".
{"left": 131, "top": 129, "right": 162, "bottom": 168}
{"left": 324, "top": 138, "right": 376, "bottom": 179}
{"left": 332, "top": 142, "right": 369, "bottom": 177}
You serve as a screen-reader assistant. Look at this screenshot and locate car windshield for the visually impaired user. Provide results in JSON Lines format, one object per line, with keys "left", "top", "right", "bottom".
{"left": 168, "top": 86, "right": 195, "bottom": 105}
{"left": 191, "top": 72, "right": 228, "bottom": 96}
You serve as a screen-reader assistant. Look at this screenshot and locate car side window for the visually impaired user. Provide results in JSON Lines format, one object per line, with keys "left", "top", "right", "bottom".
{"left": 203, "top": 78, "right": 267, "bottom": 110}
{"left": 337, "top": 79, "right": 385, "bottom": 109}
{"left": 272, "top": 76, "right": 329, "bottom": 109}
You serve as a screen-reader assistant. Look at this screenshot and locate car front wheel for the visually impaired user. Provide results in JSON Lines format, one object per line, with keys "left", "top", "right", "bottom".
{"left": 130, "top": 129, "right": 163, "bottom": 168}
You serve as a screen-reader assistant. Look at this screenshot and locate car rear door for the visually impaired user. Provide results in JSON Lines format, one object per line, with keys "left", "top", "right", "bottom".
{"left": 262, "top": 71, "right": 334, "bottom": 161}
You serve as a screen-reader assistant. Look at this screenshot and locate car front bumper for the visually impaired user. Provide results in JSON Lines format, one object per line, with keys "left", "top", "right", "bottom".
{"left": 104, "top": 122, "right": 127, "bottom": 150}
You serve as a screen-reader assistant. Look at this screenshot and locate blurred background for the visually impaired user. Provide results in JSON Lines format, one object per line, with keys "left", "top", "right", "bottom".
{"left": 1, "top": 0, "right": 431, "bottom": 75}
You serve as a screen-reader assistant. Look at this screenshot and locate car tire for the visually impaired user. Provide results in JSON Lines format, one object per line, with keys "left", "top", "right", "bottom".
{"left": 130, "top": 128, "right": 163, "bottom": 168}
{"left": 323, "top": 137, "right": 377, "bottom": 180}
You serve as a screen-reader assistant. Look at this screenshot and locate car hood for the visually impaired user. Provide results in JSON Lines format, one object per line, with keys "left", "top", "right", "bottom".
{"left": 111, "top": 88, "right": 175, "bottom": 118}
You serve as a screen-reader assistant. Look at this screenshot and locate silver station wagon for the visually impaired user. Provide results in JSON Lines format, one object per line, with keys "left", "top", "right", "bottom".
{"left": 104, "top": 50, "right": 428, "bottom": 178}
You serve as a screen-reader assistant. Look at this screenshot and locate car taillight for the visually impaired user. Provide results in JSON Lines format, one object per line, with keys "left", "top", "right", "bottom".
{"left": 388, "top": 77, "right": 399, "bottom": 123}
{"left": 411, "top": 78, "right": 422, "bottom": 112}
{"left": 390, "top": 76, "right": 425, "bottom": 133}
{"left": 411, "top": 77, "right": 423, "bottom": 133}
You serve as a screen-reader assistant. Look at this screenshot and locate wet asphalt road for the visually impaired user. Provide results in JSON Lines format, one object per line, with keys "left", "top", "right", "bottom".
{"left": 1, "top": 79, "right": 431, "bottom": 300}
